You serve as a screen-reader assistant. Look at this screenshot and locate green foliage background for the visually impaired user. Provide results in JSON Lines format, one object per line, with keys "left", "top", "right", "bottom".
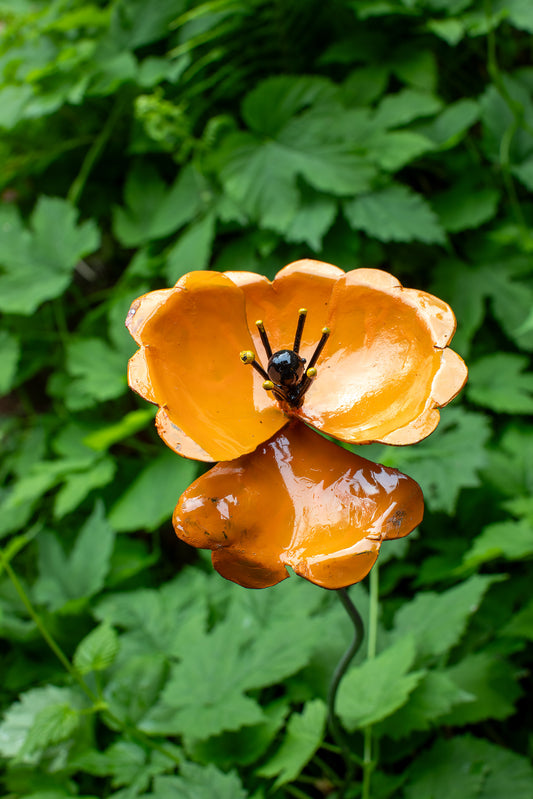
{"left": 1, "top": 0, "right": 533, "bottom": 796}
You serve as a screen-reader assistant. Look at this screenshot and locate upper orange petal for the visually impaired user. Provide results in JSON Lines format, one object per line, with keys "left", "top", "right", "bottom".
{"left": 173, "top": 422, "right": 424, "bottom": 589}
{"left": 126, "top": 271, "right": 286, "bottom": 462}
{"left": 298, "top": 268, "right": 467, "bottom": 445}
{"left": 226, "top": 259, "right": 344, "bottom": 363}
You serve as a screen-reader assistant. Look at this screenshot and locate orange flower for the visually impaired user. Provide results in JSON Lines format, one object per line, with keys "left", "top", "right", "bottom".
{"left": 126, "top": 259, "right": 467, "bottom": 462}
{"left": 173, "top": 422, "right": 424, "bottom": 589}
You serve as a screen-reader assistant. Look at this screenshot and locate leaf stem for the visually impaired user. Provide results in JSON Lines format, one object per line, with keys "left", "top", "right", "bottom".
{"left": 362, "top": 563, "right": 379, "bottom": 799}
{"left": 327, "top": 587, "right": 365, "bottom": 797}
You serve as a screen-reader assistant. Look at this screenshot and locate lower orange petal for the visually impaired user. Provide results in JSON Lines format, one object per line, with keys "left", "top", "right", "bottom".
{"left": 173, "top": 422, "right": 424, "bottom": 589}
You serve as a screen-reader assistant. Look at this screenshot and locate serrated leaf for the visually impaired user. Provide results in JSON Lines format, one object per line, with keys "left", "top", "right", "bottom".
{"left": 337, "top": 636, "right": 423, "bottom": 730}
{"left": 461, "top": 518, "right": 533, "bottom": 569}
{"left": 285, "top": 194, "right": 337, "bottom": 250}
{"left": 502, "top": 598, "right": 533, "bottom": 639}
{"left": 392, "top": 575, "right": 498, "bottom": 661}
{"left": 367, "top": 408, "right": 490, "bottom": 514}
{"left": 343, "top": 184, "right": 446, "bottom": 244}
{"left": 417, "top": 98, "right": 480, "bottom": 148}
{"left": 368, "top": 130, "right": 434, "bottom": 171}
{"left": 256, "top": 699, "right": 327, "bottom": 787}
{"left": 20, "top": 703, "right": 80, "bottom": 759}
{"left": 377, "top": 670, "right": 471, "bottom": 739}
{"left": 74, "top": 622, "right": 119, "bottom": 674}
{"left": 440, "top": 653, "right": 521, "bottom": 725}
{"left": 0, "top": 330, "right": 20, "bottom": 395}
{"left": 502, "top": 0, "right": 533, "bottom": 34}
{"left": 54, "top": 455, "right": 116, "bottom": 518}
{"left": 58, "top": 337, "right": 127, "bottom": 410}
{"left": 406, "top": 735, "right": 533, "bottom": 799}
{"left": 105, "top": 653, "right": 169, "bottom": 727}
{"left": 432, "top": 186, "right": 499, "bottom": 232}
{"left": 113, "top": 163, "right": 206, "bottom": 247}
{"left": 373, "top": 89, "right": 443, "bottom": 129}
{"left": 150, "top": 762, "right": 248, "bottom": 799}
{"left": 0, "top": 198, "right": 99, "bottom": 314}
{"left": 34, "top": 502, "right": 114, "bottom": 610}
{"left": 109, "top": 449, "right": 198, "bottom": 532}
{"left": 468, "top": 353, "right": 533, "bottom": 413}
{"left": 0, "top": 685, "right": 83, "bottom": 762}
{"left": 164, "top": 211, "right": 216, "bottom": 283}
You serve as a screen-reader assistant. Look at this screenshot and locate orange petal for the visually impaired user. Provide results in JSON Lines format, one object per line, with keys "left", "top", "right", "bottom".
{"left": 173, "top": 422, "right": 424, "bottom": 589}
{"left": 127, "top": 271, "right": 286, "bottom": 462}
{"left": 298, "top": 268, "right": 465, "bottom": 445}
{"left": 226, "top": 259, "right": 344, "bottom": 363}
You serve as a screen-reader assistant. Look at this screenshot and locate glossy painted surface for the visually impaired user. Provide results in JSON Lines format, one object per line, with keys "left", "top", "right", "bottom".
{"left": 297, "top": 268, "right": 468, "bottom": 445}
{"left": 173, "top": 422, "right": 424, "bottom": 589}
{"left": 126, "top": 271, "right": 286, "bottom": 462}
{"left": 126, "top": 260, "right": 468, "bottom": 461}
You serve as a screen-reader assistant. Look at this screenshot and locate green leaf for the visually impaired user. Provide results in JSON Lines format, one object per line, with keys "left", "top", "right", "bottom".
{"left": 0, "top": 685, "right": 83, "bottom": 762}
{"left": 150, "top": 763, "right": 248, "bottom": 799}
{"left": 440, "top": 653, "right": 521, "bottom": 725}
{"left": 406, "top": 735, "right": 533, "bottom": 799}
{"left": 54, "top": 455, "right": 116, "bottom": 518}
{"left": 284, "top": 194, "right": 337, "bottom": 251}
{"left": 105, "top": 653, "right": 169, "bottom": 727}
{"left": 366, "top": 408, "right": 490, "bottom": 514}
{"left": 503, "top": 0, "right": 533, "bottom": 33}
{"left": 343, "top": 184, "right": 446, "bottom": 244}
{"left": 337, "top": 636, "right": 423, "bottom": 730}
{"left": 483, "top": 425, "right": 533, "bottom": 498}
{"left": 109, "top": 449, "right": 198, "bottom": 532}
{"left": 427, "top": 18, "right": 466, "bottom": 45}
{"left": 373, "top": 89, "right": 443, "bottom": 129}
{"left": 82, "top": 408, "right": 156, "bottom": 451}
{"left": 164, "top": 211, "right": 216, "bottom": 283}
{"left": 34, "top": 502, "right": 114, "bottom": 610}
{"left": 392, "top": 575, "right": 499, "bottom": 661}
{"left": 432, "top": 186, "right": 499, "bottom": 232}
{"left": 113, "top": 163, "right": 207, "bottom": 246}
{"left": 368, "top": 130, "right": 434, "bottom": 171}
{"left": 256, "top": 699, "right": 327, "bottom": 787}
{"left": 0, "top": 198, "right": 99, "bottom": 315}
{"left": 502, "top": 598, "right": 533, "bottom": 639}
{"left": 0, "top": 330, "right": 20, "bottom": 395}
{"left": 109, "top": 0, "right": 186, "bottom": 49}
{"left": 512, "top": 155, "right": 533, "bottom": 190}
{"left": 461, "top": 519, "right": 533, "bottom": 569}
{"left": 468, "top": 353, "right": 533, "bottom": 413}
{"left": 73, "top": 622, "right": 119, "bottom": 674}
{"left": 57, "top": 337, "right": 127, "bottom": 410}
{"left": 417, "top": 98, "right": 480, "bottom": 148}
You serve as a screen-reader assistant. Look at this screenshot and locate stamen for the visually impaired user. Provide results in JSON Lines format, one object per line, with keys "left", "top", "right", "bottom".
{"left": 293, "top": 308, "right": 307, "bottom": 354}
{"left": 306, "top": 327, "right": 330, "bottom": 371}
{"left": 239, "top": 350, "right": 269, "bottom": 381}
{"left": 263, "top": 380, "right": 275, "bottom": 391}
{"left": 306, "top": 367, "right": 317, "bottom": 379}
{"left": 256, "top": 320, "right": 272, "bottom": 360}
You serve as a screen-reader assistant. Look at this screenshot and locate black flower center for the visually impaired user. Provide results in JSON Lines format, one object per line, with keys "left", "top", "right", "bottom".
{"left": 240, "top": 309, "right": 330, "bottom": 408}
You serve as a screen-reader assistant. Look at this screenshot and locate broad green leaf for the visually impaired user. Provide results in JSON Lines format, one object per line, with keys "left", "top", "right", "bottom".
{"left": 256, "top": 699, "right": 327, "bottom": 787}
{"left": 73, "top": 622, "right": 119, "bottom": 675}
{"left": 337, "top": 635, "right": 423, "bottom": 730}
{"left": 285, "top": 194, "right": 337, "bottom": 250}
{"left": 82, "top": 409, "right": 155, "bottom": 451}
{"left": 417, "top": 98, "right": 480, "bottom": 148}
{"left": 164, "top": 211, "right": 216, "bottom": 283}
{"left": 501, "top": 0, "right": 533, "bottom": 34}
{"left": 461, "top": 519, "right": 533, "bottom": 569}
{"left": 480, "top": 77, "right": 533, "bottom": 164}
{"left": 109, "top": 449, "right": 199, "bottom": 532}
{"left": 242, "top": 75, "right": 336, "bottom": 136}
{"left": 427, "top": 18, "right": 465, "bottom": 45}
{"left": 0, "top": 330, "right": 20, "bottom": 395}
{"left": 392, "top": 575, "right": 498, "bottom": 661}
{"left": 373, "top": 89, "right": 443, "bottom": 129}
{"left": 57, "top": 337, "right": 127, "bottom": 410}
{"left": 0, "top": 685, "right": 83, "bottom": 762}
{"left": 343, "top": 184, "right": 446, "bottom": 244}
{"left": 33, "top": 502, "right": 114, "bottom": 610}
{"left": 0, "top": 198, "right": 99, "bottom": 315}
{"left": 150, "top": 763, "right": 248, "bottom": 799}
{"left": 483, "top": 425, "right": 533, "bottom": 498}
{"left": 109, "top": 0, "right": 186, "bottom": 49}
{"left": 440, "top": 653, "right": 521, "bottom": 725}
{"left": 393, "top": 47, "right": 437, "bottom": 91}
{"left": 105, "top": 653, "right": 169, "bottom": 726}
{"left": 502, "top": 598, "right": 533, "bottom": 639}
{"left": 54, "top": 455, "right": 116, "bottom": 518}
{"left": 406, "top": 735, "right": 533, "bottom": 799}
{"left": 512, "top": 156, "right": 533, "bottom": 190}
{"left": 468, "top": 353, "right": 533, "bottom": 413}
{"left": 368, "top": 130, "right": 434, "bottom": 171}
{"left": 377, "top": 671, "right": 471, "bottom": 739}
{"left": 365, "top": 408, "right": 490, "bottom": 513}
{"left": 113, "top": 163, "right": 206, "bottom": 246}
{"left": 432, "top": 186, "right": 499, "bottom": 232}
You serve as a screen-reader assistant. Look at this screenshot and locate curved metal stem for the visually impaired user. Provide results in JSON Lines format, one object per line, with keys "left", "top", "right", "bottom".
{"left": 327, "top": 587, "right": 365, "bottom": 798}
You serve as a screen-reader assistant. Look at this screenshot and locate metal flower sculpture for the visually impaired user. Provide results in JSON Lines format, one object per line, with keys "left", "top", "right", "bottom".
{"left": 126, "top": 259, "right": 466, "bottom": 589}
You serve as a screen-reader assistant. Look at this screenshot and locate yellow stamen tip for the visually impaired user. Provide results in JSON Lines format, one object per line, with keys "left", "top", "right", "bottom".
{"left": 240, "top": 350, "right": 255, "bottom": 364}
{"left": 298, "top": 308, "right": 308, "bottom": 316}
{"left": 321, "top": 326, "right": 330, "bottom": 335}
{"left": 263, "top": 380, "right": 274, "bottom": 390}
{"left": 306, "top": 367, "right": 317, "bottom": 379}
{"left": 256, "top": 319, "right": 264, "bottom": 328}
